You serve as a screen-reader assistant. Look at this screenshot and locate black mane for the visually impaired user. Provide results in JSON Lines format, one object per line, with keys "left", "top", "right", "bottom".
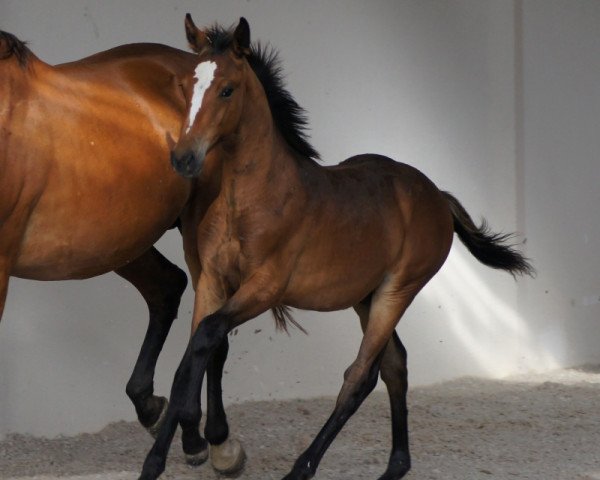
{"left": 205, "top": 25, "right": 320, "bottom": 161}
{"left": 0, "top": 31, "right": 30, "bottom": 67}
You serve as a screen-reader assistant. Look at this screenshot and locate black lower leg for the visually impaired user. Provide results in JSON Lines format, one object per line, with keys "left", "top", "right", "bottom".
{"left": 378, "top": 333, "right": 411, "bottom": 480}
{"left": 118, "top": 248, "right": 188, "bottom": 429}
{"left": 140, "top": 314, "right": 229, "bottom": 480}
{"left": 139, "top": 344, "right": 195, "bottom": 480}
{"left": 284, "top": 357, "right": 383, "bottom": 480}
{"left": 180, "top": 313, "right": 230, "bottom": 453}
{"left": 204, "top": 337, "right": 230, "bottom": 445}
{"left": 180, "top": 332, "right": 230, "bottom": 458}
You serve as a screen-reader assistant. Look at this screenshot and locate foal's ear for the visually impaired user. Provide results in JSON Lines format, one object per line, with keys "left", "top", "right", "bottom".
{"left": 232, "top": 17, "right": 251, "bottom": 57}
{"left": 185, "top": 13, "right": 210, "bottom": 54}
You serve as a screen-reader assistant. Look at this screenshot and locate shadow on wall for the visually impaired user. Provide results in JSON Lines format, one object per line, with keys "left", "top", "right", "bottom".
{"left": 415, "top": 248, "right": 558, "bottom": 379}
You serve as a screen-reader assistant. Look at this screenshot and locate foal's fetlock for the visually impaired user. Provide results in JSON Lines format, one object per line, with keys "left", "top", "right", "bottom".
{"left": 210, "top": 436, "right": 246, "bottom": 474}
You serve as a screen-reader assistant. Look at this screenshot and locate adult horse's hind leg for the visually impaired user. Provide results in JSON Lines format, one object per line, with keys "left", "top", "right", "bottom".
{"left": 115, "top": 248, "right": 192, "bottom": 438}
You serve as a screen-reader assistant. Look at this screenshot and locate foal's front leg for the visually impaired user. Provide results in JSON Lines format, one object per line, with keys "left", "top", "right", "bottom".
{"left": 138, "top": 275, "right": 278, "bottom": 480}
{"left": 180, "top": 334, "right": 245, "bottom": 473}
{"left": 204, "top": 335, "right": 247, "bottom": 473}
{"left": 138, "top": 316, "right": 239, "bottom": 479}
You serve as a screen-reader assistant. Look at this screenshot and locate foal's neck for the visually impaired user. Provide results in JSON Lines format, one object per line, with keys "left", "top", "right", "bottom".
{"left": 225, "top": 88, "right": 308, "bottom": 191}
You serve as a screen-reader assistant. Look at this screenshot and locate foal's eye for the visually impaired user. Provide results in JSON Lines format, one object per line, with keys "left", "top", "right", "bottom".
{"left": 220, "top": 87, "right": 234, "bottom": 98}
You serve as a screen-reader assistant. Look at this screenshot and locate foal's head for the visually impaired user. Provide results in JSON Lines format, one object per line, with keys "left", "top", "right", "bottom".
{"left": 171, "top": 15, "right": 252, "bottom": 178}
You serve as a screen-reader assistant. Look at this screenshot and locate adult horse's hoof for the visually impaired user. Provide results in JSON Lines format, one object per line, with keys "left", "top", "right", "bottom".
{"left": 210, "top": 437, "right": 246, "bottom": 474}
{"left": 145, "top": 396, "right": 169, "bottom": 439}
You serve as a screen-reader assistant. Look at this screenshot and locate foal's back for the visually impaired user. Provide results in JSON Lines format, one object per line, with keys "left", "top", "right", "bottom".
{"left": 284, "top": 154, "right": 454, "bottom": 311}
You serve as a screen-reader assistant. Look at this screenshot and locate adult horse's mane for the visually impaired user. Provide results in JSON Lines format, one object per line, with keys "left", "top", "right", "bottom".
{"left": 205, "top": 24, "right": 320, "bottom": 162}
{"left": 0, "top": 31, "right": 31, "bottom": 67}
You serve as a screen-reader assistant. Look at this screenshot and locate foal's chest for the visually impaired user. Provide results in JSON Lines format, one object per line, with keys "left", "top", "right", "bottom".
{"left": 200, "top": 231, "right": 243, "bottom": 294}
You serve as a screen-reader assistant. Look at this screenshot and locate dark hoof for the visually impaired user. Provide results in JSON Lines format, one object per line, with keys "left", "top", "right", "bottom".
{"left": 145, "top": 396, "right": 168, "bottom": 438}
{"left": 185, "top": 447, "right": 209, "bottom": 466}
{"left": 377, "top": 454, "right": 411, "bottom": 480}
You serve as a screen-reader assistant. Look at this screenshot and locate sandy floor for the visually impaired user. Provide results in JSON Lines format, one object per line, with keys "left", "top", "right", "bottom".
{"left": 1, "top": 366, "right": 600, "bottom": 480}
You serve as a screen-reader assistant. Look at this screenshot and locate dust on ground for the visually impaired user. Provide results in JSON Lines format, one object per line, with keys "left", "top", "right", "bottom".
{"left": 1, "top": 366, "right": 599, "bottom": 480}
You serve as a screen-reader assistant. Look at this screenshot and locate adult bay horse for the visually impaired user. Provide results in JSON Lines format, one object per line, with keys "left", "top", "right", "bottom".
{"left": 139, "top": 16, "right": 534, "bottom": 480}
{"left": 0, "top": 30, "right": 241, "bottom": 470}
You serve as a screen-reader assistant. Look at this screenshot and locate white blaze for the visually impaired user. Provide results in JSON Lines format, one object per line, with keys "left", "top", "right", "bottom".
{"left": 186, "top": 60, "right": 217, "bottom": 133}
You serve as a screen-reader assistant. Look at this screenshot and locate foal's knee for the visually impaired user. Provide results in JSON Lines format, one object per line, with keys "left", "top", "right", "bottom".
{"left": 191, "top": 313, "right": 229, "bottom": 356}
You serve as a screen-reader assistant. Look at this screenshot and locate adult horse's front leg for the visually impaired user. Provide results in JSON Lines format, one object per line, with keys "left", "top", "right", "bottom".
{"left": 115, "top": 249, "right": 195, "bottom": 441}
{"left": 0, "top": 258, "right": 9, "bottom": 322}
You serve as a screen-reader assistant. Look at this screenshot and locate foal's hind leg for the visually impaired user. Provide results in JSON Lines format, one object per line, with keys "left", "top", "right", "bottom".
{"left": 115, "top": 249, "right": 191, "bottom": 437}
{"left": 354, "top": 303, "right": 411, "bottom": 479}
{"left": 377, "top": 333, "right": 411, "bottom": 479}
{"left": 283, "top": 282, "right": 421, "bottom": 480}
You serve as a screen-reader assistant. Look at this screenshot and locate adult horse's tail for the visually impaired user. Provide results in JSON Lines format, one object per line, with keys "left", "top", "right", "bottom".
{"left": 442, "top": 191, "right": 534, "bottom": 277}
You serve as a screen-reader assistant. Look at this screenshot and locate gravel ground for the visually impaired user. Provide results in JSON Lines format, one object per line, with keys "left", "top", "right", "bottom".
{"left": 1, "top": 366, "right": 599, "bottom": 480}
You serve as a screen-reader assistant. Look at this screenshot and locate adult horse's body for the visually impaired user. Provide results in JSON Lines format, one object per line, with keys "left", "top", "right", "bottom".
{"left": 0, "top": 31, "right": 227, "bottom": 464}
{"left": 139, "top": 16, "right": 533, "bottom": 480}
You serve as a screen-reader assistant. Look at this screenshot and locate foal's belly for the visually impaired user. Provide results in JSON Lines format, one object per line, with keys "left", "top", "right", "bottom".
{"left": 283, "top": 268, "right": 385, "bottom": 312}
{"left": 283, "top": 237, "right": 394, "bottom": 312}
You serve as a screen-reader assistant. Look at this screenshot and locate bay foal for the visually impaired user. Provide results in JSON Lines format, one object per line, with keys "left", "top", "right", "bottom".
{"left": 140, "top": 17, "right": 533, "bottom": 480}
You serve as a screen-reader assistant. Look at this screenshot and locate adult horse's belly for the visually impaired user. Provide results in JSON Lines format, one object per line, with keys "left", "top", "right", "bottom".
{"left": 13, "top": 148, "right": 190, "bottom": 281}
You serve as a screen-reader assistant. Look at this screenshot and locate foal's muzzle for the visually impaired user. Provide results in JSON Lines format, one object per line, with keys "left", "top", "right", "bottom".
{"left": 170, "top": 150, "right": 204, "bottom": 178}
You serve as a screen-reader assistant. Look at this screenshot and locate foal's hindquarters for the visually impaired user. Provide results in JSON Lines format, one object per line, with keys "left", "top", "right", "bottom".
{"left": 276, "top": 157, "right": 455, "bottom": 479}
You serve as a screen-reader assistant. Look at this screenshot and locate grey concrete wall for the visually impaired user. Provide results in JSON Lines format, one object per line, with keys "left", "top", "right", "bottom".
{"left": 0, "top": 0, "right": 598, "bottom": 439}
{"left": 519, "top": 0, "right": 600, "bottom": 366}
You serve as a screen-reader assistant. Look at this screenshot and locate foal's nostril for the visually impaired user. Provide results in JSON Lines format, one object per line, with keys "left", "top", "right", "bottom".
{"left": 170, "top": 150, "right": 200, "bottom": 178}
{"left": 170, "top": 151, "right": 179, "bottom": 169}
{"left": 185, "top": 152, "right": 197, "bottom": 168}
{"left": 182, "top": 152, "right": 197, "bottom": 174}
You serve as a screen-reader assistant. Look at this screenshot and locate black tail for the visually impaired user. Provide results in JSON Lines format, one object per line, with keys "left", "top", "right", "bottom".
{"left": 443, "top": 192, "right": 535, "bottom": 277}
